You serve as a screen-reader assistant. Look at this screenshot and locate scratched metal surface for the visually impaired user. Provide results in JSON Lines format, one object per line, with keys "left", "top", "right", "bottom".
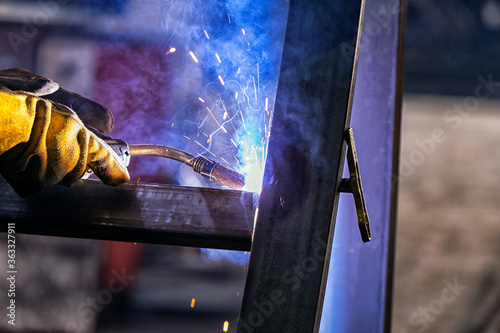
{"left": 0, "top": 178, "right": 255, "bottom": 251}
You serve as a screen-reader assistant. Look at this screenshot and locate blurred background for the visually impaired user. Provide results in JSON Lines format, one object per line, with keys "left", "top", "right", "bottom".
{"left": 394, "top": 0, "right": 500, "bottom": 332}
{"left": 1, "top": 0, "right": 500, "bottom": 332}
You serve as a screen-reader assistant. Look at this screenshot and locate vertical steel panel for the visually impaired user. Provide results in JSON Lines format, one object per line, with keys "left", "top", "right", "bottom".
{"left": 320, "top": 0, "right": 406, "bottom": 332}
{"left": 237, "top": 0, "right": 365, "bottom": 332}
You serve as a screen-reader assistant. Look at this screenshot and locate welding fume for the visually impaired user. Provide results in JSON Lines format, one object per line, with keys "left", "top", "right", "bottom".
{"left": 0, "top": 68, "right": 245, "bottom": 197}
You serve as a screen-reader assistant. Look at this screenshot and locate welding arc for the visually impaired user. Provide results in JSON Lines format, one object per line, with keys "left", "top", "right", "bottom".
{"left": 128, "top": 144, "right": 245, "bottom": 191}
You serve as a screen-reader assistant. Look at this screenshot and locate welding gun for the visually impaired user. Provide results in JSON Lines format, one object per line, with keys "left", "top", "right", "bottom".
{"left": 103, "top": 139, "right": 245, "bottom": 191}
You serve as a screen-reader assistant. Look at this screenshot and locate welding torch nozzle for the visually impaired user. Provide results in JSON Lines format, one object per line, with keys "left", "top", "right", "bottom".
{"left": 191, "top": 155, "right": 245, "bottom": 191}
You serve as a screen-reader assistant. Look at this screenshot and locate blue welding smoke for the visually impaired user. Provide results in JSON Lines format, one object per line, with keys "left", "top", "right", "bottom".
{"left": 158, "top": 0, "right": 288, "bottom": 193}
{"left": 174, "top": 0, "right": 289, "bottom": 264}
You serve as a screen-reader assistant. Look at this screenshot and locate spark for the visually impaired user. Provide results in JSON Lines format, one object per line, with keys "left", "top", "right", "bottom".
{"left": 220, "top": 99, "right": 228, "bottom": 120}
{"left": 195, "top": 141, "right": 216, "bottom": 157}
{"left": 242, "top": 28, "right": 246, "bottom": 35}
{"left": 257, "top": 63, "right": 260, "bottom": 94}
{"left": 266, "top": 108, "right": 273, "bottom": 134}
{"left": 240, "top": 111, "right": 247, "bottom": 130}
{"left": 223, "top": 321, "right": 229, "bottom": 332}
{"left": 171, "top": 122, "right": 175, "bottom": 127}
{"left": 265, "top": 98, "right": 269, "bottom": 112}
{"left": 165, "top": 47, "right": 176, "bottom": 55}
{"left": 218, "top": 75, "right": 225, "bottom": 86}
{"left": 231, "top": 139, "right": 238, "bottom": 148}
{"left": 237, "top": 67, "right": 241, "bottom": 74}
{"left": 228, "top": 14, "right": 231, "bottom": 23}
{"left": 235, "top": 91, "right": 238, "bottom": 99}
{"left": 190, "top": 298, "right": 196, "bottom": 308}
{"left": 221, "top": 157, "right": 229, "bottom": 164}
{"left": 199, "top": 97, "right": 205, "bottom": 103}
{"left": 252, "top": 76, "right": 257, "bottom": 102}
{"left": 183, "top": 135, "right": 190, "bottom": 140}
{"left": 202, "top": 132, "right": 209, "bottom": 137}
{"left": 215, "top": 53, "right": 222, "bottom": 63}
{"left": 189, "top": 51, "right": 199, "bottom": 63}
{"left": 206, "top": 107, "right": 228, "bottom": 133}
{"left": 205, "top": 106, "right": 224, "bottom": 131}
{"left": 204, "top": 30, "right": 210, "bottom": 39}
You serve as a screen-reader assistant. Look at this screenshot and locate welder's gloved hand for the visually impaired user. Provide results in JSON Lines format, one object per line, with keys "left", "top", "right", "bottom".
{"left": 0, "top": 68, "right": 129, "bottom": 197}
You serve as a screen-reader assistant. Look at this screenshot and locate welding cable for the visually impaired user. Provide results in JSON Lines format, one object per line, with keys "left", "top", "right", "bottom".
{"left": 127, "top": 144, "right": 245, "bottom": 190}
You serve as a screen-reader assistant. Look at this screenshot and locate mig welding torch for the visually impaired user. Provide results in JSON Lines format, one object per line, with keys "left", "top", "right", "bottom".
{"left": 103, "top": 138, "right": 246, "bottom": 191}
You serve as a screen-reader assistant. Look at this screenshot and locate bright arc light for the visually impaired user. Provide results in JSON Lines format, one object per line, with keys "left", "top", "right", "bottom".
{"left": 242, "top": 163, "right": 265, "bottom": 193}
{"left": 240, "top": 149, "right": 265, "bottom": 193}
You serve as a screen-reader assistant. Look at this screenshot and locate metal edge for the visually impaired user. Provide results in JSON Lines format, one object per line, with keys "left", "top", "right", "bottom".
{"left": 384, "top": 0, "right": 408, "bottom": 331}
{"left": 313, "top": 0, "right": 367, "bottom": 329}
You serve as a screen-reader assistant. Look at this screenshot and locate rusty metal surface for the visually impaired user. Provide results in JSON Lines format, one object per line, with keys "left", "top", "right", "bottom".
{"left": 0, "top": 177, "right": 255, "bottom": 250}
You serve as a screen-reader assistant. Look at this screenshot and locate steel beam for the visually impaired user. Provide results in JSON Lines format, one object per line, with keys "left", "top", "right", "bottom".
{"left": 237, "top": 0, "right": 365, "bottom": 332}
{"left": 0, "top": 177, "right": 255, "bottom": 251}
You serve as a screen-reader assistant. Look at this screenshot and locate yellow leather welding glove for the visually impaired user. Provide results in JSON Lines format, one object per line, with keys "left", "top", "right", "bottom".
{"left": 0, "top": 68, "right": 129, "bottom": 197}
